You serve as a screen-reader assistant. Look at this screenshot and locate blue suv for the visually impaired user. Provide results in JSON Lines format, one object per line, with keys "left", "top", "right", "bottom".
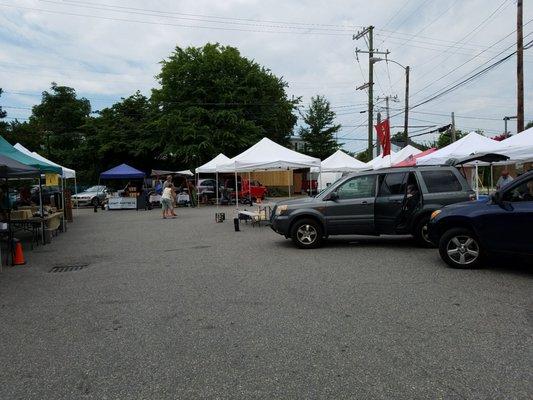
{"left": 428, "top": 170, "right": 533, "bottom": 268}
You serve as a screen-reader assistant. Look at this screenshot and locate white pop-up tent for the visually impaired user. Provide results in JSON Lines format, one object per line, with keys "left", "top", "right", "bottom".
{"left": 366, "top": 145, "right": 422, "bottom": 170}
{"left": 316, "top": 150, "right": 367, "bottom": 190}
{"left": 216, "top": 137, "right": 321, "bottom": 204}
{"left": 14, "top": 143, "right": 76, "bottom": 179}
{"left": 416, "top": 132, "right": 501, "bottom": 166}
{"left": 493, "top": 127, "right": 533, "bottom": 162}
{"left": 195, "top": 153, "right": 231, "bottom": 207}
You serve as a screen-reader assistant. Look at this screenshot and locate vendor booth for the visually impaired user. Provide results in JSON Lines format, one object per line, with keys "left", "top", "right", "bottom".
{"left": 100, "top": 164, "right": 146, "bottom": 210}
{"left": 316, "top": 150, "right": 366, "bottom": 190}
{"left": 195, "top": 153, "right": 231, "bottom": 206}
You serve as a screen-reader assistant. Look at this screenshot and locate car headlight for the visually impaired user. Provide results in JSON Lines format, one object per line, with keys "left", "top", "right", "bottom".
{"left": 275, "top": 205, "right": 288, "bottom": 215}
{"left": 430, "top": 209, "right": 442, "bottom": 219}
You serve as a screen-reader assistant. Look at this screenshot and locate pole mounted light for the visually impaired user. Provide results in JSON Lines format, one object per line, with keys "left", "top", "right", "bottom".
{"left": 371, "top": 57, "right": 410, "bottom": 148}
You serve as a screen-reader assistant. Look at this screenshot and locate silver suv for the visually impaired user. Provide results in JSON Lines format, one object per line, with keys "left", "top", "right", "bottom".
{"left": 270, "top": 166, "right": 474, "bottom": 249}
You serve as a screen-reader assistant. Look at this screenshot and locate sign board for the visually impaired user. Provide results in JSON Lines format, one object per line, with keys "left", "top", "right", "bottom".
{"left": 108, "top": 197, "right": 137, "bottom": 210}
{"left": 45, "top": 173, "right": 59, "bottom": 186}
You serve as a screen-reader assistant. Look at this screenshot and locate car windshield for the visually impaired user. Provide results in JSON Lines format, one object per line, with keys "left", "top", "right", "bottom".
{"left": 85, "top": 186, "right": 104, "bottom": 192}
{"left": 314, "top": 176, "right": 346, "bottom": 198}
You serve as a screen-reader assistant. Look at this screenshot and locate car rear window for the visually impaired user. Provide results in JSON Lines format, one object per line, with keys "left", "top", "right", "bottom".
{"left": 421, "top": 170, "right": 462, "bottom": 193}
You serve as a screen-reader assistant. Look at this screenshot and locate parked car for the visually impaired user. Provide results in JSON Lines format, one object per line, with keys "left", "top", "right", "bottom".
{"left": 270, "top": 166, "right": 475, "bottom": 249}
{"left": 198, "top": 178, "right": 223, "bottom": 194}
{"left": 428, "top": 170, "right": 533, "bottom": 268}
{"left": 71, "top": 185, "right": 108, "bottom": 207}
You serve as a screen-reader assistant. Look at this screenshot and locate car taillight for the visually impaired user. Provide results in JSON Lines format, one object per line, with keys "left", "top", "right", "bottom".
{"left": 469, "top": 194, "right": 476, "bottom": 201}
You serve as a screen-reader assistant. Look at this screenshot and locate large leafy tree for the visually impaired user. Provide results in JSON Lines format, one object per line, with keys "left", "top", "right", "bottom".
{"left": 29, "top": 83, "right": 91, "bottom": 168}
{"left": 0, "top": 88, "right": 7, "bottom": 137}
{"left": 298, "top": 95, "right": 341, "bottom": 160}
{"left": 151, "top": 43, "right": 299, "bottom": 166}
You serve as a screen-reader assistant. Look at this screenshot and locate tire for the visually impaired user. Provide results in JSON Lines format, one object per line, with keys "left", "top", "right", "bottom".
{"left": 290, "top": 218, "right": 323, "bottom": 249}
{"left": 413, "top": 216, "right": 435, "bottom": 248}
{"left": 91, "top": 197, "right": 100, "bottom": 207}
{"left": 438, "top": 228, "right": 483, "bottom": 269}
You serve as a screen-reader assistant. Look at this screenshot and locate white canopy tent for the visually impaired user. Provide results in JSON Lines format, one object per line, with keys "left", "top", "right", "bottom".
{"left": 195, "top": 153, "right": 231, "bottom": 207}
{"left": 216, "top": 137, "right": 321, "bottom": 204}
{"left": 416, "top": 132, "right": 501, "bottom": 166}
{"left": 493, "top": 127, "right": 533, "bottom": 162}
{"left": 366, "top": 145, "right": 422, "bottom": 170}
{"left": 14, "top": 143, "right": 76, "bottom": 179}
{"left": 316, "top": 150, "right": 367, "bottom": 190}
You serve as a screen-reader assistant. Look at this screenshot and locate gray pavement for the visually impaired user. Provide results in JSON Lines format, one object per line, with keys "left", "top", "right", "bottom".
{"left": 0, "top": 206, "right": 531, "bottom": 399}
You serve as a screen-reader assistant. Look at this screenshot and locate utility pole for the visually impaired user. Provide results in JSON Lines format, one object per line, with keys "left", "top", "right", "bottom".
{"left": 376, "top": 111, "right": 382, "bottom": 156}
{"left": 503, "top": 115, "right": 517, "bottom": 134}
{"left": 354, "top": 27, "right": 389, "bottom": 158}
{"left": 403, "top": 66, "right": 410, "bottom": 147}
{"left": 451, "top": 112, "right": 457, "bottom": 143}
{"left": 517, "top": 0, "right": 524, "bottom": 132}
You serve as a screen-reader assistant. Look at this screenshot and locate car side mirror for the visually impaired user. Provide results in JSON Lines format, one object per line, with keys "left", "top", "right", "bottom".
{"left": 490, "top": 192, "right": 501, "bottom": 205}
{"left": 325, "top": 192, "right": 338, "bottom": 201}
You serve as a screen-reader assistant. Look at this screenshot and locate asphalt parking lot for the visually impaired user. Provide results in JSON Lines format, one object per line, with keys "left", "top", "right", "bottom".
{"left": 0, "top": 206, "right": 532, "bottom": 399}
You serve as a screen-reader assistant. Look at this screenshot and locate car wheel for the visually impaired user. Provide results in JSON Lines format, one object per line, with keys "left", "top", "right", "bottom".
{"left": 438, "top": 228, "right": 483, "bottom": 269}
{"left": 414, "top": 216, "right": 435, "bottom": 248}
{"left": 290, "top": 218, "right": 323, "bottom": 249}
{"left": 91, "top": 197, "right": 100, "bottom": 207}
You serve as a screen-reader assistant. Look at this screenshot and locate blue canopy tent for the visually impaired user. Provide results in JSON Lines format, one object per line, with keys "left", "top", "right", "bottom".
{"left": 100, "top": 164, "right": 146, "bottom": 210}
{"left": 100, "top": 163, "right": 146, "bottom": 180}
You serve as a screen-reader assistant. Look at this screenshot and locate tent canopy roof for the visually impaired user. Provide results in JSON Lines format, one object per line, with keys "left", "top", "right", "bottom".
{"left": 492, "top": 127, "right": 533, "bottom": 162}
{"left": 195, "top": 153, "right": 231, "bottom": 173}
{"left": 14, "top": 143, "right": 76, "bottom": 179}
{"left": 320, "top": 150, "right": 367, "bottom": 172}
{"left": 0, "top": 136, "right": 62, "bottom": 174}
{"left": 217, "top": 138, "right": 321, "bottom": 172}
{"left": 393, "top": 148, "right": 436, "bottom": 167}
{"left": 100, "top": 163, "right": 145, "bottom": 179}
{"left": 417, "top": 132, "right": 501, "bottom": 166}
{"left": 0, "top": 154, "right": 40, "bottom": 178}
{"left": 151, "top": 169, "right": 193, "bottom": 177}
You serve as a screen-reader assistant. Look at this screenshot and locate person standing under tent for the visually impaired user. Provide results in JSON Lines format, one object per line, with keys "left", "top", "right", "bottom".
{"left": 161, "top": 185, "right": 176, "bottom": 219}
{"left": 496, "top": 169, "right": 514, "bottom": 190}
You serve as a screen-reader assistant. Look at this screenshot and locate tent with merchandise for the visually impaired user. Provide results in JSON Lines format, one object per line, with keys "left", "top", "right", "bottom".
{"left": 216, "top": 137, "right": 321, "bottom": 205}
{"left": 100, "top": 164, "right": 146, "bottom": 210}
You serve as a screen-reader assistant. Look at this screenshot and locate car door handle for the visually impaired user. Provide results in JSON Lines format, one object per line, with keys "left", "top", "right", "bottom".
{"left": 361, "top": 201, "right": 368, "bottom": 204}
{"left": 390, "top": 199, "right": 403, "bottom": 204}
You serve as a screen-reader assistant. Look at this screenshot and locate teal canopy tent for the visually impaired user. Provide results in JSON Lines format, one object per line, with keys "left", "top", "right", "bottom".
{"left": 0, "top": 136, "right": 62, "bottom": 174}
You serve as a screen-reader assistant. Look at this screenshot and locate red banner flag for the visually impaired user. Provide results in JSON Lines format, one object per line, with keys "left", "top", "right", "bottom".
{"left": 375, "top": 119, "right": 391, "bottom": 156}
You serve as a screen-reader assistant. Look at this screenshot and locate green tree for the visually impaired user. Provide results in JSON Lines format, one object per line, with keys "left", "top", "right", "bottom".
{"left": 81, "top": 91, "right": 155, "bottom": 182}
{"left": 151, "top": 43, "right": 299, "bottom": 166}
{"left": 298, "top": 95, "right": 341, "bottom": 160}
{"left": 0, "top": 88, "right": 8, "bottom": 136}
{"left": 29, "top": 83, "right": 91, "bottom": 168}
{"left": 525, "top": 121, "right": 533, "bottom": 130}
{"left": 436, "top": 129, "right": 466, "bottom": 148}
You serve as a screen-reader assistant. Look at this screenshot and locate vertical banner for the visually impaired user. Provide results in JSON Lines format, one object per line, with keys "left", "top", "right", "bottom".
{"left": 375, "top": 119, "right": 391, "bottom": 156}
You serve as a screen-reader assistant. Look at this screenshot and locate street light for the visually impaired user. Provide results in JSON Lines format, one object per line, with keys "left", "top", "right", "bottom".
{"left": 370, "top": 57, "right": 410, "bottom": 148}
{"left": 503, "top": 115, "right": 517, "bottom": 134}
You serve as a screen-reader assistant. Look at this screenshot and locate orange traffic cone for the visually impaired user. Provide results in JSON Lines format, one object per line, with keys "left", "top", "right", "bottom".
{"left": 12, "top": 240, "right": 26, "bottom": 266}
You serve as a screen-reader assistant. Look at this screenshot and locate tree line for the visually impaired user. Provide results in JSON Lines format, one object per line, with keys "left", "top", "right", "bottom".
{"left": 0, "top": 44, "right": 342, "bottom": 184}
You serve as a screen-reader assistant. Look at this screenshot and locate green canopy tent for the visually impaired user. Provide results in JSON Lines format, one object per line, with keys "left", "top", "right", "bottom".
{"left": 0, "top": 136, "right": 63, "bottom": 245}
{"left": 0, "top": 136, "right": 62, "bottom": 174}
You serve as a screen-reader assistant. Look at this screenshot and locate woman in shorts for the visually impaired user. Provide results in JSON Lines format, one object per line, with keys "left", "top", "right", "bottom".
{"left": 161, "top": 185, "right": 175, "bottom": 219}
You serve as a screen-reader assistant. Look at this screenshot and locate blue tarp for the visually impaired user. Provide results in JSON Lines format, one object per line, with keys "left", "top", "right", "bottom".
{"left": 100, "top": 164, "right": 145, "bottom": 179}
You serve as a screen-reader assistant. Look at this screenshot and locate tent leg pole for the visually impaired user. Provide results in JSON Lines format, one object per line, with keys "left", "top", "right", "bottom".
{"left": 235, "top": 170, "right": 238, "bottom": 209}
{"left": 288, "top": 170, "right": 291, "bottom": 199}
{"left": 475, "top": 164, "right": 479, "bottom": 200}
{"left": 248, "top": 172, "right": 251, "bottom": 203}
{"left": 490, "top": 164, "right": 494, "bottom": 195}
{"left": 74, "top": 177, "right": 78, "bottom": 210}
{"left": 61, "top": 177, "right": 66, "bottom": 232}
{"left": 197, "top": 172, "right": 200, "bottom": 208}
{"left": 216, "top": 172, "right": 219, "bottom": 210}
{"left": 39, "top": 177, "right": 45, "bottom": 245}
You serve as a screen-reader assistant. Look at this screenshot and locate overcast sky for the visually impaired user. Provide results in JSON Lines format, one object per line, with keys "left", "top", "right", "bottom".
{"left": 1, "top": 0, "right": 532, "bottom": 153}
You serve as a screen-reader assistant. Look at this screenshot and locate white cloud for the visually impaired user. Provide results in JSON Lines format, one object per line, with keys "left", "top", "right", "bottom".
{"left": 0, "top": 0, "right": 531, "bottom": 151}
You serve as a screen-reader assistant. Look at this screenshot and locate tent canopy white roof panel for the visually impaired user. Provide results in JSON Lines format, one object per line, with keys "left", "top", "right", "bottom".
{"left": 14, "top": 143, "right": 76, "bottom": 178}
{"left": 493, "top": 127, "right": 533, "bottom": 162}
{"left": 416, "top": 132, "right": 500, "bottom": 166}
{"left": 320, "top": 150, "right": 367, "bottom": 172}
{"left": 196, "top": 153, "right": 231, "bottom": 173}
{"left": 216, "top": 137, "right": 321, "bottom": 172}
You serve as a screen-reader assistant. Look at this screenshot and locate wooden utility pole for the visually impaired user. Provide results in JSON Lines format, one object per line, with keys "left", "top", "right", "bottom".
{"left": 451, "top": 112, "right": 457, "bottom": 142}
{"left": 403, "top": 66, "right": 410, "bottom": 147}
{"left": 517, "top": 0, "right": 524, "bottom": 133}
{"left": 355, "top": 26, "right": 388, "bottom": 158}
